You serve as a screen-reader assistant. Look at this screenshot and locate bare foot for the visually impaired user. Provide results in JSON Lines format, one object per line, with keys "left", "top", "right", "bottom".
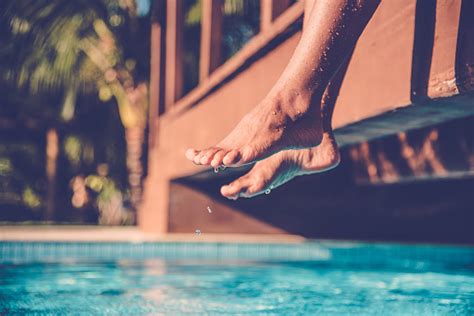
{"left": 220, "top": 133, "right": 340, "bottom": 199}
{"left": 185, "top": 91, "right": 324, "bottom": 168}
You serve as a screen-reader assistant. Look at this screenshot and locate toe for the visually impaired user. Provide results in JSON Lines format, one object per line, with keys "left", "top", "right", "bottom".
{"left": 221, "top": 177, "right": 249, "bottom": 199}
{"left": 193, "top": 150, "right": 206, "bottom": 165}
{"left": 210, "top": 150, "right": 228, "bottom": 168}
{"left": 241, "top": 181, "right": 266, "bottom": 198}
{"left": 200, "top": 148, "right": 220, "bottom": 165}
{"left": 223, "top": 150, "right": 241, "bottom": 166}
{"left": 185, "top": 148, "right": 198, "bottom": 161}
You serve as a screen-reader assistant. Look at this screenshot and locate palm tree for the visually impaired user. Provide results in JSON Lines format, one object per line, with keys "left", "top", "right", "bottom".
{"left": 0, "top": 0, "right": 149, "bottom": 220}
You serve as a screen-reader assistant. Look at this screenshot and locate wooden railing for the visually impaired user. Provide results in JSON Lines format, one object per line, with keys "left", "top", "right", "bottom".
{"left": 149, "top": 0, "right": 303, "bottom": 128}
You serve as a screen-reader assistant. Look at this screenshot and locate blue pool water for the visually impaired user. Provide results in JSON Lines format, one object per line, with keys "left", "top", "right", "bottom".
{"left": 1, "top": 241, "right": 473, "bottom": 315}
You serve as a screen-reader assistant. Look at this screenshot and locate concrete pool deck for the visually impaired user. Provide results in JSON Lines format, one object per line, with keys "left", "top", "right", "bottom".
{"left": 0, "top": 226, "right": 305, "bottom": 244}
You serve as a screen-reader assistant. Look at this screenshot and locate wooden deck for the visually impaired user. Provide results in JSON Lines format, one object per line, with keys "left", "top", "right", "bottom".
{"left": 141, "top": 0, "right": 474, "bottom": 239}
{"left": 0, "top": 225, "right": 304, "bottom": 243}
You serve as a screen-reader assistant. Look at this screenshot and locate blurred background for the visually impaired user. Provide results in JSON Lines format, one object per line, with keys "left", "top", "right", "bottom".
{"left": 0, "top": 0, "right": 271, "bottom": 226}
{"left": 0, "top": 0, "right": 153, "bottom": 225}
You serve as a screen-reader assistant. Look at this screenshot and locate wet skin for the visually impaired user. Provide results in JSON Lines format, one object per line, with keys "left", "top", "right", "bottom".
{"left": 185, "top": 0, "right": 381, "bottom": 198}
{"left": 186, "top": 0, "right": 380, "bottom": 168}
{"left": 220, "top": 132, "right": 340, "bottom": 199}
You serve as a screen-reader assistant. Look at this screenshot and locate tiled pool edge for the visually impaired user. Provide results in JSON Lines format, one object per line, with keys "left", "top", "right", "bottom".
{"left": 1, "top": 241, "right": 473, "bottom": 267}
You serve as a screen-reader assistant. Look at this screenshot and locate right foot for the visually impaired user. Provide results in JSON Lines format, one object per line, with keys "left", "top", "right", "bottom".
{"left": 220, "top": 132, "right": 340, "bottom": 199}
{"left": 185, "top": 90, "right": 324, "bottom": 168}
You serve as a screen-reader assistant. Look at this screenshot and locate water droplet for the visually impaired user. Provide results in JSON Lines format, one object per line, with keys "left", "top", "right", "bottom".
{"left": 214, "top": 168, "right": 219, "bottom": 173}
{"left": 265, "top": 189, "right": 271, "bottom": 195}
{"left": 272, "top": 111, "right": 277, "bottom": 115}
{"left": 207, "top": 206, "right": 212, "bottom": 213}
{"left": 195, "top": 229, "right": 201, "bottom": 236}
{"left": 219, "top": 165, "right": 226, "bottom": 171}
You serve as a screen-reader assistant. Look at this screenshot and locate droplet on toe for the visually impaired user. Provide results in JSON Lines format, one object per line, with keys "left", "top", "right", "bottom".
{"left": 214, "top": 168, "right": 219, "bottom": 173}
{"left": 195, "top": 229, "right": 201, "bottom": 236}
{"left": 265, "top": 189, "right": 271, "bottom": 195}
{"left": 207, "top": 206, "right": 212, "bottom": 213}
{"left": 272, "top": 111, "right": 277, "bottom": 115}
{"left": 219, "top": 165, "right": 226, "bottom": 171}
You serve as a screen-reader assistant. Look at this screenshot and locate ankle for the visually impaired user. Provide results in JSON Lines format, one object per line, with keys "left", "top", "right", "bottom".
{"left": 274, "top": 89, "right": 323, "bottom": 122}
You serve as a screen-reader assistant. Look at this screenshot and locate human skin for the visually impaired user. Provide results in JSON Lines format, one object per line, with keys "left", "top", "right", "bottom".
{"left": 185, "top": 0, "right": 381, "bottom": 197}
{"left": 220, "top": 59, "right": 349, "bottom": 199}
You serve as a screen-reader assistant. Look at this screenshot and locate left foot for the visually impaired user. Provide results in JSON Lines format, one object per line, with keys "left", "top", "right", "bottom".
{"left": 185, "top": 90, "right": 324, "bottom": 168}
{"left": 220, "top": 133, "right": 340, "bottom": 199}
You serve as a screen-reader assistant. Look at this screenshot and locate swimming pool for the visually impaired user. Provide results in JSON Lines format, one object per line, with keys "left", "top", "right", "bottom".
{"left": 1, "top": 241, "right": 473, "bottom": 314}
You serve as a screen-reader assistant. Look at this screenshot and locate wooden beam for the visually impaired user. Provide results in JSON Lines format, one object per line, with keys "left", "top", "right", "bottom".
{"left": 260, "top": 0, "right": 292, "bottom": 32}
{"left": 199, "top": 0, "right": 223, "bottom": 82}
{"left": 165, "top": 0, "right": 184, "bottom": 109}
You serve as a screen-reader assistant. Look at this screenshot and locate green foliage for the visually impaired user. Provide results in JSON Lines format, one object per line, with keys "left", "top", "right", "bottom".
{"left": 0, "top": 0, "right": 146, "bottom": 126}
{"left": 1, "top": 1, "right": 104, "bottom": 95}
{"left": 0, "top": 0, "right": 150, "bottom": 223}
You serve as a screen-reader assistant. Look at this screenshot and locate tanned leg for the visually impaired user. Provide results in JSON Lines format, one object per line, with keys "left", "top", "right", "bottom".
{"left": 186, "top": 0, "right": 380, "bottom": 168}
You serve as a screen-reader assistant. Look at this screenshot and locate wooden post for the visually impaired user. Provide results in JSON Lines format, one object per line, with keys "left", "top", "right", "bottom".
{"left": 260, "top": 0, "right": 292, "bottom": 33}
{"left": 165, "top": 0, "right": 184, "bottom": 109}
{"left": 199, "top": 0, "right": 223, "bottom": 82}
{"left": 149, "top": 3, "right": 162, "bottom": 149}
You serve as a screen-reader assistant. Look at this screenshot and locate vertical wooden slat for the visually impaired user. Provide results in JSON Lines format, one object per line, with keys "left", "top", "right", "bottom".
{"left": 426, "top": 0, "right": 462, "bottom": 99}
{"left": 199, "top": 0, "right": 223, "bottom": 82}
{"left": 165, "top": 0, "right": 184, "bottom": 109}
{"left": 260, "top": 0, "right": 273, "bottom": 32}
{"left": 260, "top": 0, "right": 292, "bottom": 32}
{"left": 149, "top": 0, "right": 167, "bottom": 150}
{"left": 149, "top": 2, "right": 162, "bottom": 149}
